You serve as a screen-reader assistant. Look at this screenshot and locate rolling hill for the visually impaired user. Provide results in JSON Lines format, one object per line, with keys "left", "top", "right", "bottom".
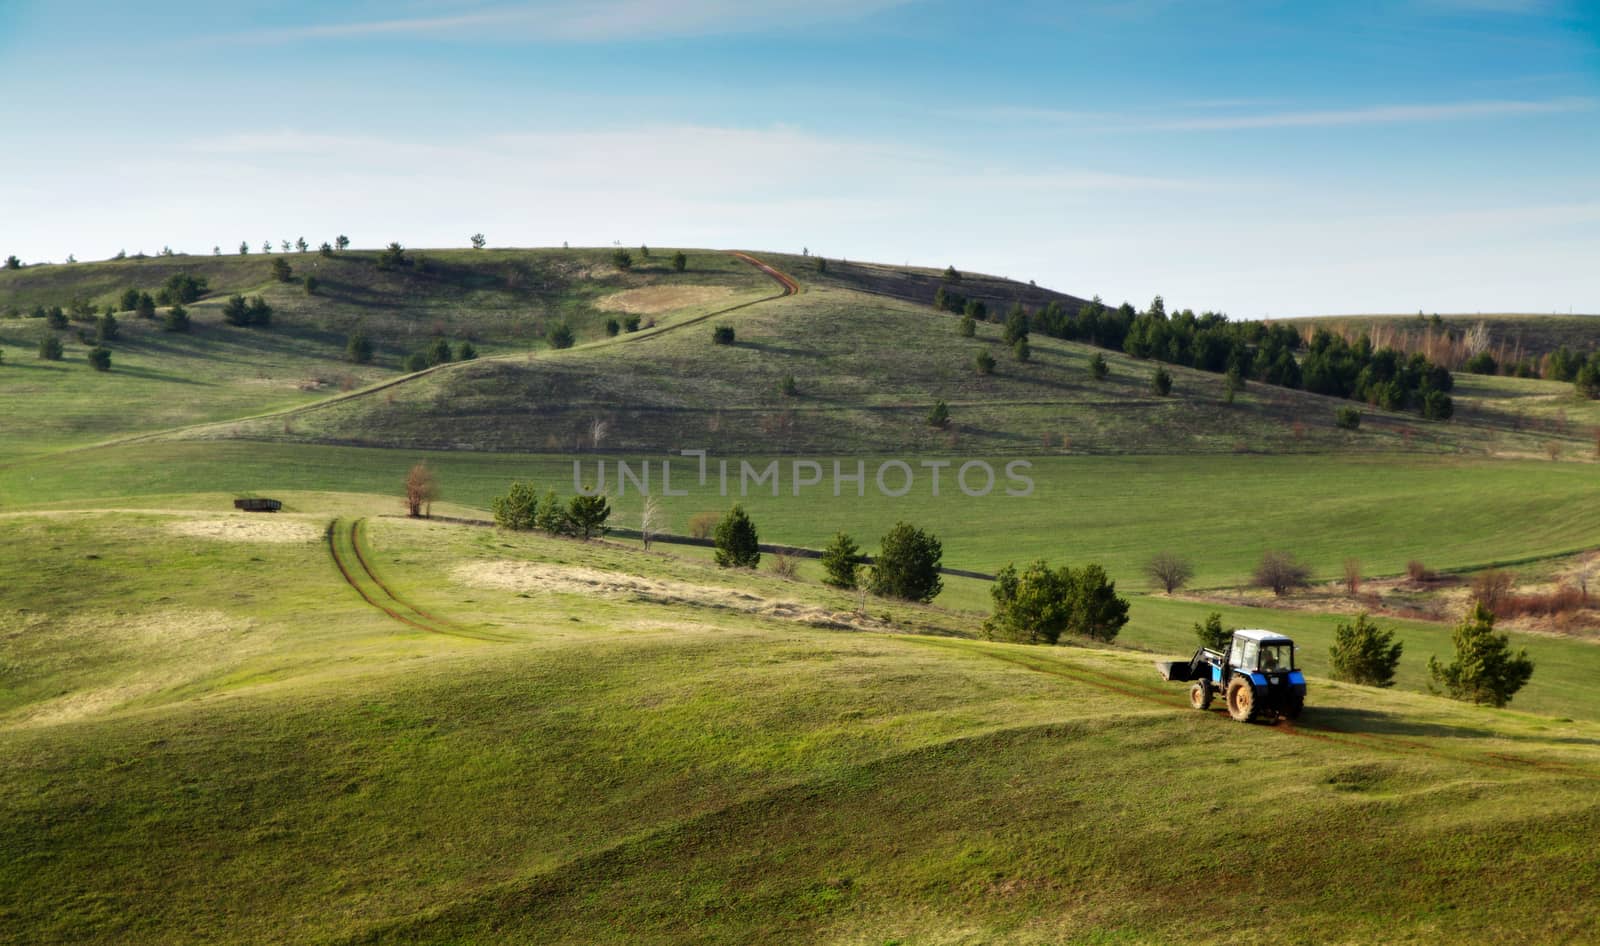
{"left": 5, "top": 246, "right": 1600, "bottom": 944}
{"left": 3, "top": 508, "right": 1598, "bottom": 945}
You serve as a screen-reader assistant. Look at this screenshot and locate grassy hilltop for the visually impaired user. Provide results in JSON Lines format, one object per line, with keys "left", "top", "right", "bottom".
{"left": 3, "top": 246, "right": 1600, "bottom": 944}
{"left": 6, "top": 247, "right": 1598, "bottom": 461}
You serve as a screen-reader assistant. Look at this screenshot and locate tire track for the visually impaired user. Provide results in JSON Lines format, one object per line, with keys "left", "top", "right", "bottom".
{"left": 70, "top": 252, "right": 800, "bottom": 457}
{"left": 328, "top": 518, "right": 510, "bottom": 642}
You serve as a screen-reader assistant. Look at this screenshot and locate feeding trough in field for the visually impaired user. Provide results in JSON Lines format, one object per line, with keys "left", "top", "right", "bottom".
{"left": 233, "top": 498, "right": 283, "bottom": 513}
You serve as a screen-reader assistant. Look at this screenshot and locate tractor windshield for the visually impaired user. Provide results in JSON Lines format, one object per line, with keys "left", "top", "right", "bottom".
{"left": 1258, "top": 643, "right": 1294, "bottom": 671}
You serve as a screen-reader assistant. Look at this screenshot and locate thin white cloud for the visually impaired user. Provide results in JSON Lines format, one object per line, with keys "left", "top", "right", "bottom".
{"left": 1150, "top": 97, "right": 1593, "bottom": 131}
{"left": 244, "top": 0, "right": 915, "bottom": 43}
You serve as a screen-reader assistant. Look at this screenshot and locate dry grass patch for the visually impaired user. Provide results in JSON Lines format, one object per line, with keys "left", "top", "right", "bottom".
{"left": 452, "top": 560, "right": 875, "bottom": 630}
{"left": 595, "top": 284, "right": 735, "bottom": 315}
{"left": 168, "top": 516, "right": 323, "bottom": 544}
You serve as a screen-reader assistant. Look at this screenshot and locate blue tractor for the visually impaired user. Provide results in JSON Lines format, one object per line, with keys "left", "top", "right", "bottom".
{"left": 1155, "top": 628, "right": 1306, "bottom": 723}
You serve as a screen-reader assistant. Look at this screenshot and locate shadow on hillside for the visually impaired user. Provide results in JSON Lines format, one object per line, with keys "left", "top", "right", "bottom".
{"left": 1307, "top": 706, "right": 1494, "bottom": 740}
{"left": 106, "top": 364, "right": 211, "bottom": 385}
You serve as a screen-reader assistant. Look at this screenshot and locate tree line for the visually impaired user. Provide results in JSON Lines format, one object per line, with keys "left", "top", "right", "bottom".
{"left": 936, "top": 287, "right": 1462, "bottom": 418}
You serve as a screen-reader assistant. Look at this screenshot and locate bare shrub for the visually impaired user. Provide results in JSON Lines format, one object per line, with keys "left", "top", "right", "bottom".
{"left": 1254, "top": 551, "right": 1311, "bottom": 596}
{"left": 688, "top": 511, "right": 719, "bottom": 540}
{"left": 1291, "top": 420, "right": 1306, "bottom": 441}
{"left": 769, "top": 553, "right": 800, "bottom": 581}
{"left": 1499, "top": 585, "right": 1592, "bottom": 620}
{"left": 1144, "top": 552, "right": 1194, "bottom": 594}
{"left": 404, "top": 462, "right": 437, "bottom": 518}
{"left": 1406, "top": 560, "right": 1435, "bottom": 582}
{"left": 1545, "top": 440, "right": 1562, "bottom": 462}
{"left": 1343, "top": 558, "right": 1362, "bottom": 595}
{"left": 1470, "top": 569, "right": 1515, "bottom": 613}
{"left": 640, "top": 495, "right": 661, "bottom": 550}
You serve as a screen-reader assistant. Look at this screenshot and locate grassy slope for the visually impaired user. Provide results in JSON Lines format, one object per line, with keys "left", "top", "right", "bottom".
{"left": 9, "top": 250, "right": 1598, "bottom": 463}
{"left": 2, "top": 510, "right": 1598, "bottom": 945}
{"left": 186, "top": 284, "right": 1600, "bottom": 457}
{"left": 6, "top": 445, "right": 1600, "bottom": 596}
{"left": 0, "top": 249, "right": 773, "bottom": 457}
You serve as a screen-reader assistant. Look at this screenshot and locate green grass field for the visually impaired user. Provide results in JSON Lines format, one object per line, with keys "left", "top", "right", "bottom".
{"left": 3, "top": 511, "right": 1598, "bottom": 945}
{"left": 4, "top": 247, "right": 1600, "bottom": 944}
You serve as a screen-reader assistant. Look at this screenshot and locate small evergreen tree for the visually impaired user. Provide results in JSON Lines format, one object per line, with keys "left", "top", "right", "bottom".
{"left": 246, "top": 296, "right": 272, "bottom": 326}
{"left": 457, "top": 341, "right": 478, "bottom": 360}
{"left": 377, "top": 242, "right": 407, "bottom": 269}
{"left": 820, "top": 532, "right": 862, "bottom": 588}
{"left": 713, "top": 505, "right": 761, "bottom": 568}
{"left": 1151, "top": 365, "right": 1173, "bottom": 396}
{"left": 1194, "top": 612, "right": 1230, "bottom": 650}
{"left": 304, "top": 275, "right": 320, "bottom": 295}
{"left": 943, "top": 265, "right": 961, "bottom": 283}
{"left": 1014, "top": 338, "right": 1031, "bottom": 362}
{"left": 427, "top": 337, "right": 453, "bottom": 366}
{"left": 987, "top": 560, "right": 1074, "bottom": 644}
{"left": 547, "top": 322, "right": 575, "bottom": 349}
{"left": 239, "top": 241, "right": 250, "bottom": 255}
{"left": 536, "top": 489, "right": 569, "bottom": 535}
{"left": 963, "top": 298, "right": 987, "bottom": 321}
{"left": 222, "top": 294, "right": 249, "bottom": 326}
{"left": 38, "top": 336, "right": 64, "bottom": 360}
{"left": 471, "top": 233, "right": 486, "bottom": 250}
{"left": 712, "top": 325, "right": 735, "bottom": 345}
{"left": 1428, "top": 602, "right": 1533, "bottom": 707}
{"left": 566, "top": 492, "right": 611, "bottom": 539}
{"left": 959, "top": 315, "right": 976, "bottom": 337}
{"left": 1071, "top": 564, "right": 1129, "bottom": 642}
{"left": 605, "top": 318, "right": 620, "bottom": 337}
{"left": 3, "top": 254, "right": 18, "bottom": 269}
{"left": 1336, "top": 406, "right": 1361, "bottom": 430}
{"left": 336, "top": 235, "right": 350, "bottom": 252}
{"left": 163, "top": 305, "right": 191, "bottom": 333}
{"left": 295, "top": 237, "right": 308, "bottom": 253}
{"left": 320, "top": 242, "right": 334, "bottom": 257}
{"left": 119, "top": 287, "right": 142, "bottom": 311}
{"left": 346, "top": 332, "right": 374, "bottom": 364}
{"left": 1422, "top": 390, "right": 1453, "bottom": 420}
{"left": 975, "top": 350, "right": 995, "bottom": 375}
{"left": 927, "top": 400, "right": 950, "bottom": 429}
{"left": 612, "top": 248, "right": 633, "bottom": 270}
{"left": 87, "top": 346, "right": 112, "bottom": 371}
{"left": 1330, "top": 613, "right": 1403, "bottom": 687}
{"left": 780, "top": 374, "right": 798, "bottom": 396}
{"left": 869, "top": 522, "right": 942, "bottom": 602}
{"left": 1576, "top": 355, "right": 1600, "bottom": 399}
{"left": 1003, "top": 307, "right": 1029, "bottom": 345}
{"left": 96, "top": 312, "right": 119, "bottom": 342}
{"left": 672, "top": 251, "right": 687, "bottom": 273}
{"left": 404, "top": 352, "right": 429, "bottom": 372}
{"left": 1090, "top": 352, "right": 1109, "bottom": 380}
{"left": 47, "top": 307, "right": 69, "bottom": 330}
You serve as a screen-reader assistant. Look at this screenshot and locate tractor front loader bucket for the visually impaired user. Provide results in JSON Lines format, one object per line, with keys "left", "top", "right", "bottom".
{"left": 1155, "top": 660, "right": 1195, "bottom": 682}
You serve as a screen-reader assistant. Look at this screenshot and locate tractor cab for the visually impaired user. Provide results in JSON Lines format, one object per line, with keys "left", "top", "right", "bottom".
{"left": 1155, "top": 628, "right": 1307, "bottom": 723}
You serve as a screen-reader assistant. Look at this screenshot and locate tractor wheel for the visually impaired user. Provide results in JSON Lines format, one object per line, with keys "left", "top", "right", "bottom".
{"left": 1226, "top": 676, "right": 1261, "bottom": 723}
{"left": 1283, "top": 689, "right": 1305, "bottom": 721}
{"left": 1189, "top": 681, "right": 1213, "bottom": 711}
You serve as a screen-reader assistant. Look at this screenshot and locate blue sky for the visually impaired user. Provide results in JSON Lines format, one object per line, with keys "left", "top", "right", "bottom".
{"left": 2, "top": 0, "right": 1595, "bottom": 316}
